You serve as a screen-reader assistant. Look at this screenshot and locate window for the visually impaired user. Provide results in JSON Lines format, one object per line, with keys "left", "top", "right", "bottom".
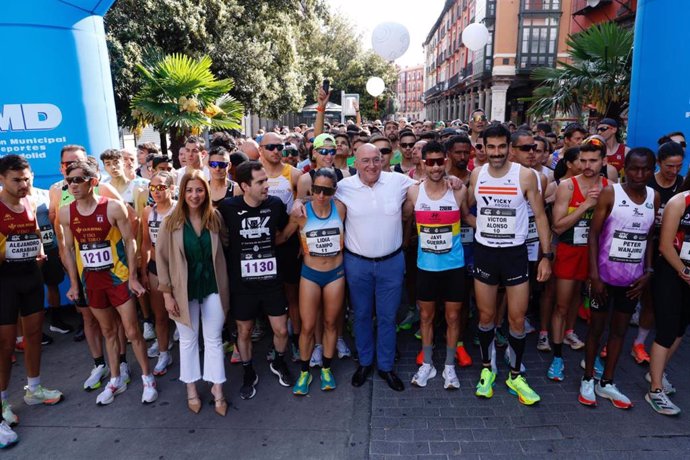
{"left": 522, "top": 0, "right": 560, "bottom": 10}
{"left": 518, "top": 16, "right": 559, "bottom": 70}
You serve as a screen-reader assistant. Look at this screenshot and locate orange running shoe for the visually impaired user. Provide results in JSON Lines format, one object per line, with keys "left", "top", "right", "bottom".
{"left": 631, "top": 343, "right": 650, "bottom": 364}
{"left": 456, "top": 344, "right": 473, "bottom": 367}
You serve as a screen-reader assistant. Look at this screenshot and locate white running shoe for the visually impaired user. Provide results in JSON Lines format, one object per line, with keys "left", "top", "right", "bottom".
{"left": 96, "top": 379, "right": 127, "bottom": 405}
{"left": 645, "top": 372, "right": 676, "bottom": 395}
{"left": 153, "top": 352, "right": 173, "bottom": 376}
{"left": 536, "top": 333, "right": 551, "bottom": 352}
{"left": 336, "top": 337, "right": 352, "bottom": 359}
{"left": 564, "top": 331, "right": 585, "bottom": 350}
{"left": 143, "top": 322, "right": 156, "bottom": 341}
{"left": 309, "top": 344, "right": 323, "bottom": 368}
{"left": 120, "top": 362, "right": 131, "bottom": 385}
{"left": 646, "top": 389, "right": 680, "bottom": 416}
{"left": 411, "top": 363, "right": 437, "bottom": 388}
{"left": 83, "top": 364, "right": 109, "bottom": 391}
{"left": 1, "top": 401, "right": 17, "bottom": 427}
{"left": 578, "top": 378, "right": 596, "bottom": 406}
{"left": 595, "top": 381, "right": 632, "bottom": 409}
{"left": 524, "top": 318, "right": 536, "bottom": 334}
{"left": 141, "top": 376, "right": 158, "bottom": 404}
{"left": 0, "top": 420, "right": 18, "bottom": 449}
{"left": 147, "top": 339, "right": 160, "bottom": 358}
{"left": 442, "top": 365, "right": 460, "bottom": 390}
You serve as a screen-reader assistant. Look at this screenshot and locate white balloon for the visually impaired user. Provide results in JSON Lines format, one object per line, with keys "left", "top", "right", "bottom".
{"left": 462, "top": 23, "right": 490, "bottom": 51}
{"left": 366, "top": 77, "right": 385, "bottom": 97}
{"left": 371, "top": 22, "right": 410, "bottom": 61}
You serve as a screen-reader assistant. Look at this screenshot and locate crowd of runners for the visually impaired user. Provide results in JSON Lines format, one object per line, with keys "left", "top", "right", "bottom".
{"left": 0, "top": 87, "right": 688, "bottom": 448}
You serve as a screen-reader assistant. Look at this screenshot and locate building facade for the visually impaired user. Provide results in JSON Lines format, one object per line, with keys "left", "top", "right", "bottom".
{"left": 571, "top": 0, "right": 636, "bottom": 32}
{"left": 423, "top": 0, "right": 574, "bottom": 124}
{"left": 396, "top": 65, "right": 425, "bottom": 121}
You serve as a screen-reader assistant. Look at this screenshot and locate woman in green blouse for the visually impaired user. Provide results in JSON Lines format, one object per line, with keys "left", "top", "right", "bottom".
{"left": 155, "top": 170, "right": 230, "bottom": 416}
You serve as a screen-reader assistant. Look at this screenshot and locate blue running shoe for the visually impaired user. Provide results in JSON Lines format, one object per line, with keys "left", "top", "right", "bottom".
{"left": 293, "top": 371, "right": 312, "bottom": 396}
{"left": 547, "top": 357, "right": 565, "bottom": 382}
{"left": 579, "top": 356, "right": 605, "bottom": 380}
{"left": 320, "top": 368, "right": 337, "bottom": 391}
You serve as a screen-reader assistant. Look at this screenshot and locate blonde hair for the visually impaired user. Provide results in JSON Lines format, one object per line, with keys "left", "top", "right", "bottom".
{"left": 150, "top": 170, "right": 175, "bottom": 186}
{"left": 164, "top": 170, "right": 221, "bottom": 233}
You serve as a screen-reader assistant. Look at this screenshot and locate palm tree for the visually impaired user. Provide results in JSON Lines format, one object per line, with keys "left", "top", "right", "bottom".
{"left": 131, "top": 53, "right": 244, "bottom": 161}
{"left": 526, "top": 22, "right": 633, "bottom": 120}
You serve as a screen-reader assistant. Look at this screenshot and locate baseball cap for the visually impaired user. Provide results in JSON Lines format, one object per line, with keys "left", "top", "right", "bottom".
{"left": 599, "top": 118, "right": 618, "bottom": 128}
{"left": 313, "top": 133, "right": 336, "bottom": 149}
{"left": 440, "top": 127, "right": 457, "bottom": 137}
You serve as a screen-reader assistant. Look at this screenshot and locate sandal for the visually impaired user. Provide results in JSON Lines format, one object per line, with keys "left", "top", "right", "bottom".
{"left": 187, "top": 396, "right": 201, "bottom": 414}
{"left": 213, "top": 396, "right": 227, "bottom": 417}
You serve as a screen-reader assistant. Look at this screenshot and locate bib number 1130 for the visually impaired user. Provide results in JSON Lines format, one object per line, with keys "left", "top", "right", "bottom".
{"left": 241, "top": 257, "right": 277, "bottom": 279}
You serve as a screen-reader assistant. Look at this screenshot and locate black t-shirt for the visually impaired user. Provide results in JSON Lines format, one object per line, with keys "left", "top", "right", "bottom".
{"left": 217, "top": 195, "right": 288, "bottom": 293}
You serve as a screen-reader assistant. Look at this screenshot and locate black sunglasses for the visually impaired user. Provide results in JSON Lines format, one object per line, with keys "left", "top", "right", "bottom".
{"left": 515, "top": 144, "right": 537, "bottom": 152}
{"left": 596, "top": 126, "right": 610, "bottom": 133}
{"left": 311, "top": 185, "right": 335, "bottom": 196}
{"left": 282, "top": 149, "right": 299, "bottom": 157}
{"left": 400, "top": 142, "right": 416, "bottom": 148}
{"left": 316, "top": 148, "right": 336, "bottom": 156}
{"left": 680, "top": 141, "right": 688, "bottom": 148}
{"left": 65, "top": 176, "right": 92, "bottom": 185}
{"left": 474, "top": 144, "right": 484, "bottom": 150}
{"left": 209, "top": 161, "right": 229, "bottom": 169}
{"left": 424, "top": 157, "right": 445, "bottom": 167}
{"left": 379, "top": 148, "right": 392, "bottom": 155}
{"left": 262, "top": 143, "right": 284, "bottom": 151}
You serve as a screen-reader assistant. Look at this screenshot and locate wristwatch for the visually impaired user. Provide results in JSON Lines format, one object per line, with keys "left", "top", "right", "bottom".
{"left": 542, "top": 252, "right": 555, "bottom": 261}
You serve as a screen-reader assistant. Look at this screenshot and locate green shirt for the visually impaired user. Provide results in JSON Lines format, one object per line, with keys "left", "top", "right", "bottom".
{"left": 390, "top": 150, "right": 402, "bottom": 165}
{"left": 183, "top": 219, "right": 218, "bottom": 303}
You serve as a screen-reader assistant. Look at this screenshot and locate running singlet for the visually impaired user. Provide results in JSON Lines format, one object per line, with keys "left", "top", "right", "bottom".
{"left": 300, "top": 200, "right": 343, "bottom": 258}
{"left": 598, "top": 184, "right": 654, "bottom": 286}
{"left": 673, "top": 192, "right": 690, "bottom": 265}
{"left": 414, "top": 182, "right": 464, "bottom": 271}
{"left": 147, "top": 202, "right": 175, "bottom": 247}
{"left": 218, "top": 195, "right": 288, "bottom": 293}
{"left": 525, "top": 169, "right": 543, "bottom": 261}
{"left": 607, "top": 144, "right": 626, "bottom": 174}
{"left": 267, "top": 163, "right": 296, "bottom": 213}
{"left": 69, "top": 196, "right": 129, "bottom": 288}
{"left": 559, "top": 177, "right": 609, "bottom": 246}
{"left": 0, "top": 199, "right": 41, "bottom": 273}
{"left": 474, "top": 162, "right": 528, "bottom": 247}
{"left": 211, "top": 182, "right": 235, "bottom": 207}
{"left": 33, "top": 188, "right": 57, "bottom": 251}
{"left": 649, "top": 174, "right": 683, "bottom": 230}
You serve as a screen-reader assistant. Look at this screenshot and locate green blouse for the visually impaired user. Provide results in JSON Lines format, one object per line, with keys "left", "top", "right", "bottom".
{"left": 183, "top": 219, "right": 218, "bottom": 303}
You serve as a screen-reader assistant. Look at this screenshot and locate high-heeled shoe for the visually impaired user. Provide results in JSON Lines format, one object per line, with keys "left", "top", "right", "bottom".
{"left": 187, "top": 396, "right": 201, "bottom": 414}
{"left": 213, "top": 396, "right": 227, "bottom": 417}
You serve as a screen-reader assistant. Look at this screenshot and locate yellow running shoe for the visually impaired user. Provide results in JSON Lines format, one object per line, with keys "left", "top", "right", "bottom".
{"left": 475, "top": 368, "right": 496, "bottom": 398}
{"left": 506, "top": 374, "right": 540, "bottom": 406}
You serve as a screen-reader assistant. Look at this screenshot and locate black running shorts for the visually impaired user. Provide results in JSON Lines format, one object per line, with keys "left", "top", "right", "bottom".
{"left": 473, "top": 243, "right": 529, "bottom": 287}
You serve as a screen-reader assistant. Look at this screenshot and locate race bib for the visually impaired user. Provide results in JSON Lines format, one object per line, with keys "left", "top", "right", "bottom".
{"left": 80, "top": 241, "right": 114, "bottom": 271}
{"left": 241, "top": 257, "right": 277, "bottom": 280}
{"left": 608, "top": 231, "right": 646, "bottom": 263}
{"left": 5, "top": 233, "right": 41, "bottom": 262}
{"left": 419, "top": 225, "right": 452, "bottom": 254}
{"left": 460, "top": 226, "right": 474, "bottom": 244}
{"left": 40, "top": 224, "right": 55, "bottom": 246}
{"left": 527, "top": 241, "right": 539, "bottom": 262}
{"left": 573, "top": 221, "right": 589, "bottom": 246}
{"left": 526, "top": 215, "right": 538, "bottom": 243}
{"left": 305, "top": 228, "right": 341, "bottom": 257}
{"left": 148, "top": 221, "right": 160, "bottom": 246}
{"left": 477, "top": 207, "right": 516, "bottom": 240}
{"left": 680, "top": 236, "right": 690, "bottom": 265}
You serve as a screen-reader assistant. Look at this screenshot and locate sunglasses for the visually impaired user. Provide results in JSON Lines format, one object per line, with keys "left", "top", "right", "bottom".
{"left": 307, "top": 137, "right": 315, "bottom": 143}
{"left": 311, "top": 185, "right": 336, "bottom": 196}
{"left": 65, "top": 176, "right": 92, "bottom": 185}
{"left": 316, "top": 148, "right": 337, "bottom": 156}
{"left": 582, "top": 137, "right": 605, "bottom": 148}
{"left": 262, "top": 143, "right": 284, "bottom": 151}
{"left": 596, "top": 126, "right": 610, "bottom": 133}
{"left": 474, "top": 144, "right": 484, "bottom": 150}
{"left": 149, "top": 184, "right": 170, "bottom": 192}
{"left": 61, "top": 160, "right": 77, "bottom": 168}
{"left": 379, "top": 148, "right": 392, "bottom": 155}
{"left": 400, "top": 142, "right": 416, "bottom": 148}
{"left": 282, "top": 149, "right": 299, "bottom": 157}
{"left": 424, "top": 157, "right": 446, "bottom": 167}
{"left": 472, "top": 115, "right": 488, "bottom": 122}
{"left": 515, "top": 144, "right": 537, "bottom": 152}
{"left": 679, "top": 141, "right": 688, "bottom": 148}
{"left": 209, "top": 161, "right": 229, "bottom": 169}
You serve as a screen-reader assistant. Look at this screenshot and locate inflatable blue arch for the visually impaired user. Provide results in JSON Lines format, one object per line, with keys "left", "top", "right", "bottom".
{"left": 0, "top": 1, "right": 118, "bottom": 189}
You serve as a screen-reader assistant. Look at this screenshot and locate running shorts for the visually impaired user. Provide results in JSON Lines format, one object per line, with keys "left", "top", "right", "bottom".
{"left": 590, "top": 284, "right": 637, "bottom": 315}
{"left": 473, "top": 243, "right": 529, "bottom": 287}
{"left": 652, "top": 257, "right": 690, "bottom": 348}
{"left": 231, "top": 288, "right": 287, "bottom": 321}
{"left": 0, "top": 265, "right": 44, "bottom": 325}
{"left": 85, "top": 283, "right": 132, "bottom": 309}
{"left": 41, "top": 247, "right": 65, "bottom": 286}
{"left": 554, "top": 242, "right": 589, "bottom": 281}
{"left": 416, "top": 267, "right": 466, "bottom": 302}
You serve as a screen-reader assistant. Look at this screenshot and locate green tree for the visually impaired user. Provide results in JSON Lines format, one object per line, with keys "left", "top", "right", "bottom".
{"left": 526, "top": 22, "right": 633, "bottom": 120}
{"left": 130, "top": 53, "right": 243, "bottom": 159}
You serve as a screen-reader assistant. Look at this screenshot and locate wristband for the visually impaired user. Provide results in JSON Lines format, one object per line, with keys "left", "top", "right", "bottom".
{"left": 316, "top": 106, "right": 325, "bottom": 113}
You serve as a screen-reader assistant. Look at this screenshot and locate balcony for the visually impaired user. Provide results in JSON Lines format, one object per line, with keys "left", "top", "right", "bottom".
{"left": 448, "top": 73, "right": 460, "bottom": 89}
{"left": 521, "top": 0, "right": 562, "bottom": 12}
{"left": 573, "top": 0, "right": 612, "bottom": 15}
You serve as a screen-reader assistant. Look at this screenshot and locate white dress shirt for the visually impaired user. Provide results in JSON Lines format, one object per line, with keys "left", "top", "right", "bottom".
{"left": 335, "top": 171, "right": 416, "bottom": 258}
